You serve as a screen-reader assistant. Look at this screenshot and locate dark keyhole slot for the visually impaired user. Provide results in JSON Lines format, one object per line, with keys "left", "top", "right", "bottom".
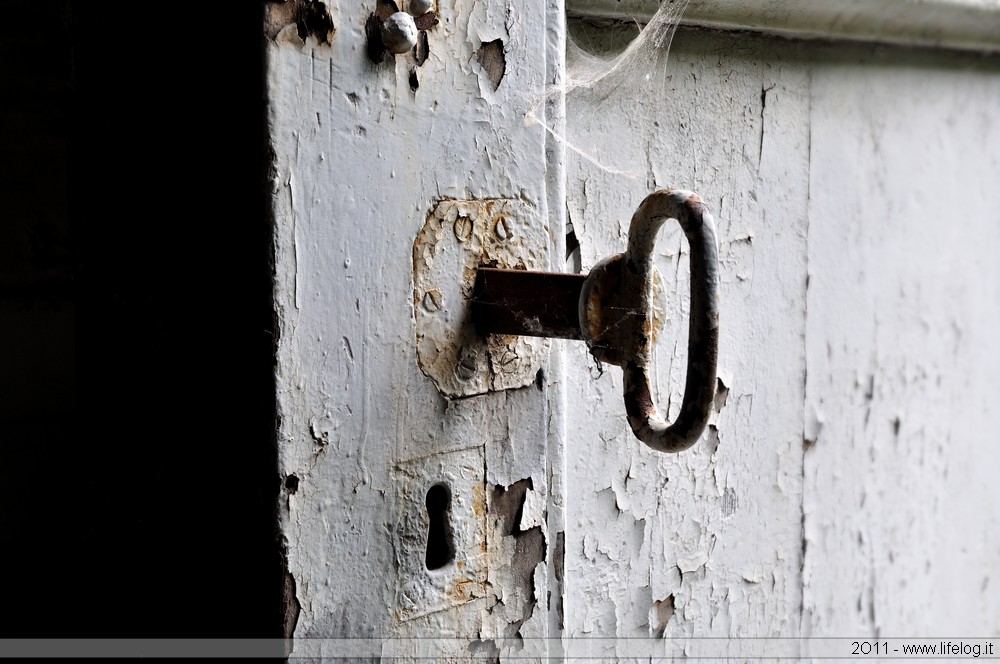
{"left": 425, "top": 483, "right": 455, "bottom": 571}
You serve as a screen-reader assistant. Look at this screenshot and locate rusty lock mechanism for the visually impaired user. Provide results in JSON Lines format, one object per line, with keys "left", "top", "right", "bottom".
{"left": 472, "top": 189, "right": 720, "bottom": 453}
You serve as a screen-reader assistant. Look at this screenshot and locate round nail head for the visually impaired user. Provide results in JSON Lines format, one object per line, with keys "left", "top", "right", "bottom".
{"left": 382, "top": 12, "right": 418, "bottom": 55}
{"left": 408, "top": 0, "right": 433, "bottom": 16}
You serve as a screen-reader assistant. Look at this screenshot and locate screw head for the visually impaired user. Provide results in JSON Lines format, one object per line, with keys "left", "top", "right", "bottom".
{"left": 498, "top": 350, "right": 518, "bottom": 372}
{"left": 382, "top": 12, "right": 419, "bottom": 55}
{"left": 408, "top": 0, "right": 433, "bottom": 16}
{"left": 494, "top": 217, "right": 511, "bottom": 241}
{"left": 453, "top": 216, "right": 473, "bottom": 242}
{"left": 456, "top": 348, "right": 479, "bottom": 381}
{"left": 422, "top": 290, "right": 442, "bottom": 312}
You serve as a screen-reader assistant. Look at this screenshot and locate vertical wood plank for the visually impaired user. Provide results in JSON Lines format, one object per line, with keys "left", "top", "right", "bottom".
{"left": 562, "top": 27, "right": 810, "bottom": 652}
{"left": 803, "top": 50, "right": 1000, "bottom": 637}
{"left": 266, "top": 0, "right": 565, "bottom": 655}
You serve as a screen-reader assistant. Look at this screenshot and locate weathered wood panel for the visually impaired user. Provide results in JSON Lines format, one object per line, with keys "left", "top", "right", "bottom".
{"left": 265, "top": 0, "right": 565, "bottom": 657}
{"left": 266, "top": 0, "right": 1000, "bottom": 653}
{"left": 562, "top": 26, "right": 810, "bottom": 652}
{"left": 802, "top": 48, "right": 1000, "bottom": 639}
{"left": 563, "top": 22, "right": 1000, "bottom": 650}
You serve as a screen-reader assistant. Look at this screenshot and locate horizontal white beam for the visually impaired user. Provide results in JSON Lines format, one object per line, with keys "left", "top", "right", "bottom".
{"left": 566, "top": 0, "right": 1000, "bottom": 52}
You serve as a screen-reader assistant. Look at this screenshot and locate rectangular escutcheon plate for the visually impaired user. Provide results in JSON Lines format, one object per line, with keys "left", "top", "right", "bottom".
{"left": 391, "top": 445, "right": 487, "bottom": 622}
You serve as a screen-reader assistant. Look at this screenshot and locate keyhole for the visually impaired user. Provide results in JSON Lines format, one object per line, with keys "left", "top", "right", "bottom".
{"left": 425, "top": 483, "right": 455, "bottom": 571}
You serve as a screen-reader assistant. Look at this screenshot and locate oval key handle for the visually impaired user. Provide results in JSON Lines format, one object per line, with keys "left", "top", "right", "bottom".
{"left": 579, "top": 189, "right": 720, "bottom": 453}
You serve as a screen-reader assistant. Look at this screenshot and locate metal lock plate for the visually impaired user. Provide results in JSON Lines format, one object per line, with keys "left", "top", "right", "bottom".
{"left": 412, "top": 198, "right": 549, "bottom": 398}
{"left": 392, "top": 446, "right": 487, "bottom": 622}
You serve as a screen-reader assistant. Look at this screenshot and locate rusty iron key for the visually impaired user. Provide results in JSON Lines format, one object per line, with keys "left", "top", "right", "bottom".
{"left": 472, "top": 188, "right": 720, "bottom": 453}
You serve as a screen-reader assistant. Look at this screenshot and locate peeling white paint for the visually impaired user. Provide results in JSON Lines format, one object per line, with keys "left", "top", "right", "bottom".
{"left": 802, "top": 56, "right": 1000, "bottom": 638}
{"left": 563, "top": 20, "right": 1000, "bottom": 650}
{"left": 563, "top": 24, "right": 808, "bottom": 650}
{"left": 266, "top": 0, "right": 565, "bottom": 654}
{"left": 267, "top": 0, "right": 1000, "bottom": 654}
{"left": 518, "top": 487, "right": 546, "bottom": 533}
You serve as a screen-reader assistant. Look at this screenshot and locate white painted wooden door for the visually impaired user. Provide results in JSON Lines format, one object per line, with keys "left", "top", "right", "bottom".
{"left": 266, "top": 0, "right": 1000, "bottom": 659}
{"left": 559, "top": 1, "right": 1000, "bottom": 656}
{"left": 265, "top": 0, "right": 567, "bottom": 659}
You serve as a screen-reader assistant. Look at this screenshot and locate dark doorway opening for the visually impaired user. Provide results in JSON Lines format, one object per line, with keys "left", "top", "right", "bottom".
{"left": 0, "top": 2, "right": 281, "bottom": 640}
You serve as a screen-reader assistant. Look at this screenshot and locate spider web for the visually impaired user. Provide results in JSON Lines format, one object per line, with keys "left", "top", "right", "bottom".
{"left": 528, "top": 0, "right": 691, "bottom": 178}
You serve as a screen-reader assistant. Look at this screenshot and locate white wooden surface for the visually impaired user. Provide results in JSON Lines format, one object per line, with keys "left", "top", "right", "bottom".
{"left": 802, "top": 52, "right": 1000, "bottom": 638}
{"left": 563, "top": 24, "right": 810, "bottom": 652}
{"left": 266, "top": 0, "right": 1000, "bottom": 656}
{"left": 265, "top": 0, "right": 565, "bottom": 657}
{"left": 563, "top": 23, "right": 1000, "bottom": 650}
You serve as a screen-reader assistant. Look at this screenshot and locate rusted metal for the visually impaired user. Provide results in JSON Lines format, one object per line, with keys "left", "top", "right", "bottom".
{"left": 472, "top": 268, "right": 586, "bottom": 340}
{"left": 450, "top": 189, "right": 718, "bottom": 453}
{"left": 580, "top": 188, "right": 720, "bottom": 453}
{"left": 578, "top": 254, "right": 666, "bottom": 366}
